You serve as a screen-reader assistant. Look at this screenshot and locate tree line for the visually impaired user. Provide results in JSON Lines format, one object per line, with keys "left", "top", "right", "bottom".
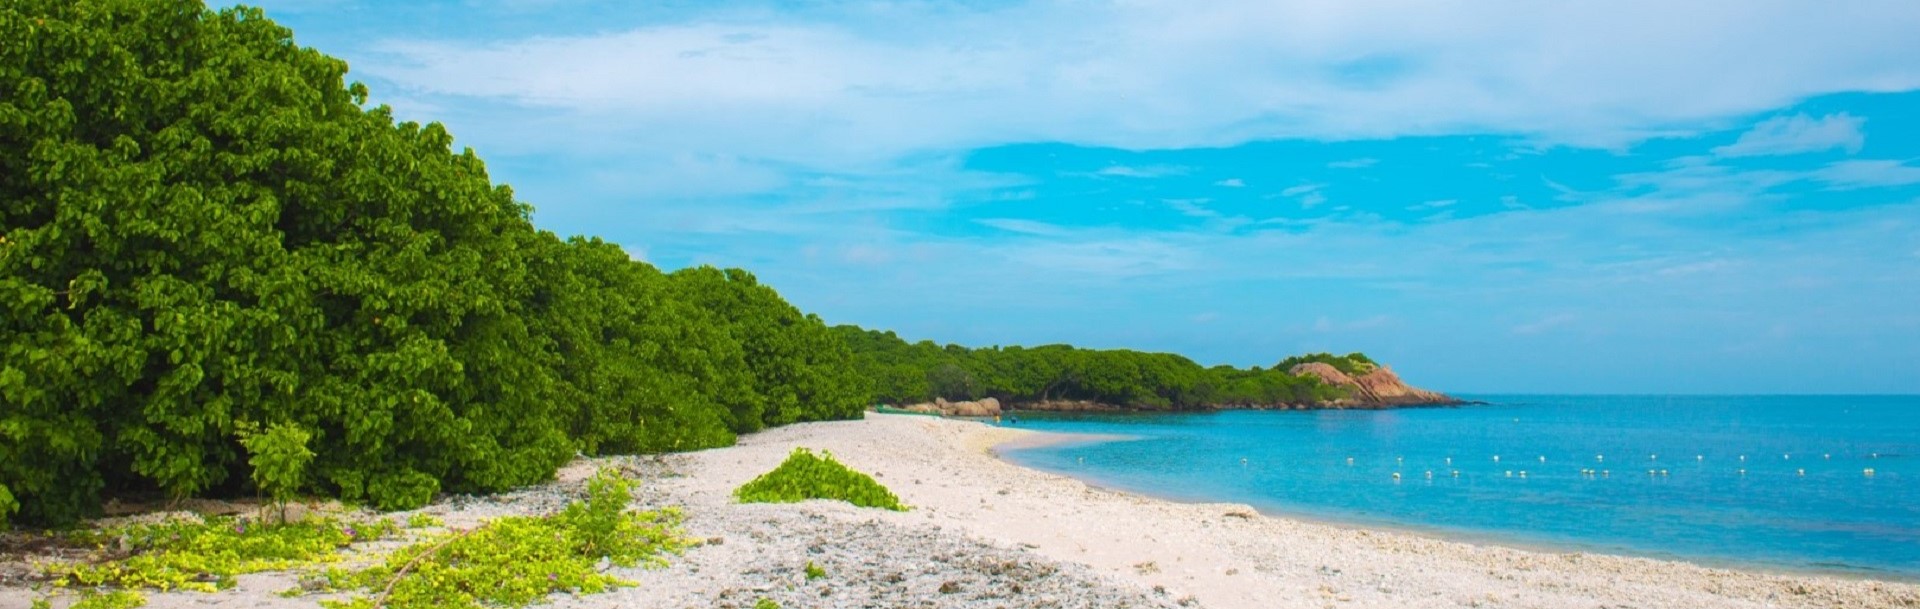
{"left": 832, "top": 327, "right": 1371, "bottom": 410}
{"left": 0, "top": 0, "right": 868, "bottom": 525}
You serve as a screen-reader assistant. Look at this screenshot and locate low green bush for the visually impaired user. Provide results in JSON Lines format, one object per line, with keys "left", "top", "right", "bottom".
{"left": 319, "top": 469, "right": 686, "bottom": 609}
{"left": 67, "top": 590, "right": 147, "bottom": 609}
{"left": 734, "top": 448, "right": 905, "bottom": 511}
{"left": 45, "top": 515, "right": 396, "bottom": 594}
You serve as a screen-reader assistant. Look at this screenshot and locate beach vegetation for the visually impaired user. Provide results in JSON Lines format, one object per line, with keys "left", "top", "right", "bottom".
{"left": 317, "top": 469, "right": 685, "bottom": 609}
{"left": 237, "top": 421, "right": 315, "bottom": 523}
{"left": 43, "top": 515, "right": 396, "bottom": 594}
{"left": 68, "top": 590, "right": 147, "bottom": 609}
{"left": 735, "top": 448, "right": 906, "bottom": 511}
{"left": 0, "top": 0, "right": 870, "bottom": 526}
{"left": 805, "top": 560, "right": 827, "bottom": 580}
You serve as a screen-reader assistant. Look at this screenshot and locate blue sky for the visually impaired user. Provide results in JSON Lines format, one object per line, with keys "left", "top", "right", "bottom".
{"left": 244, "top": 0, "right": 1920, "bottom": 394}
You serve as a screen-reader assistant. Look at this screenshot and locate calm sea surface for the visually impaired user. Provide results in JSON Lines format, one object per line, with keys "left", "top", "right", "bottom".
{"left": 995, "top": 395, "right": 1920, "bottom": 579}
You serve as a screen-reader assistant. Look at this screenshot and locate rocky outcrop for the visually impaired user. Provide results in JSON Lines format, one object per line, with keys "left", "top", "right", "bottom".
{"left": 899, "top": 397, "right": 1004, "bottom": 417}
{"left": 1288, "top": 363, "right": 1459, "bottom": 408}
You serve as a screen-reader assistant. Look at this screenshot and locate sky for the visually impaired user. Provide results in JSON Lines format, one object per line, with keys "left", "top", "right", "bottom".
{"left": 241, "top": 0, "right": 1920, "bottom": 394}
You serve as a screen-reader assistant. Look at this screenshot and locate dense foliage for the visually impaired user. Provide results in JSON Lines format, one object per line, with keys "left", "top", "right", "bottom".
{"left": 320, "top": 470, "right": 686, "bottom": 609}
{"left": 1275, "top": 352, "right": 1378, "bottom": 376}
{"left": 0, "top": 0, "right": 868, "bottom": 526}
{"left": 734, "top": 448, "right": 906, "bottom": 511}
{"left": 834, "top": 327, "right": 1357, "bottom": 410}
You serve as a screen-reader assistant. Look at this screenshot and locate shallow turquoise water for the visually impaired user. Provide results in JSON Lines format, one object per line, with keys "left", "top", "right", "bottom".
{"left": 995, "top": 395, "right": 1920, "bottom": 579}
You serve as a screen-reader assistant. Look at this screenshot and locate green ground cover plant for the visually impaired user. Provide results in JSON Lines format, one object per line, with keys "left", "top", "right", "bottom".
{"left": 734, "top": 449, "right": 906, "bottom": 511}
{"left": 47, "top": 516, "right": 397, "bottom": 593}
{"left": 318, "top": 469, "right": 686, "bottom": 609}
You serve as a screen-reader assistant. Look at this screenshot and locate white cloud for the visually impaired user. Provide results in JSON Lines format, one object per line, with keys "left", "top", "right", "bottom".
{"left": 1163, "top": 198, "right": 1218, "bottom": 218}
{"left": 1815, "top": 159, "right": 1920, "bottom": 189}
{"left": 977, "top": 218, "right": 1071, "bottom": 236}
{"left": 1299, "top": 192, "right": 1328, "bottom": 209}
{"left": 1328, "top": 158, "right": 1380, "bottom": 169}
{"left": 1712, "top": 113, "right": 1866, "bottom": 157}
{"left": 1280, "top": 183, "right": 1325, "bottom": 197}
{"left": 358, "top": 1, "right": 1920, "bottom": 170}
{"left": 1511, "top": 313, "right": 1577, "bottom": 335}
{"left": 1095, "top": 165, "right": 1186, "bottom": 178}
{"left": 1214, "top": 178, "right": 1246, "bottom": 187}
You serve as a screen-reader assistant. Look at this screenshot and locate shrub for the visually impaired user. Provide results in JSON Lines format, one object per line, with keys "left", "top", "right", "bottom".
{"left": 734, "top": 448, "right": 905, "bottom": 511}
{"left": 48, "top": 516, "right": 396, "bottom": 593}
{"left": 319, "top": 469, "right": 686, "bottom": 609}
{"left": 238, "top": 421, "right": 315, "bottom": 523}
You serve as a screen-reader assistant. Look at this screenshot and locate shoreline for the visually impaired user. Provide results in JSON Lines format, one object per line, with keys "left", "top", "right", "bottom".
{"left": 990, "top": 430, "right": 1916, "bottom": 585}
{"left": 6, "top": 413, "right": 1915, "bottom": 609}
{"left": 672, "top": 413, "right": 1915, "bottom": 608}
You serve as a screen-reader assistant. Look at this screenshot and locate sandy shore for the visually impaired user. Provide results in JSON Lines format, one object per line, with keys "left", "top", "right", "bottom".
{"left": 7, "top": 413, "right": 1916, "bottom": 608}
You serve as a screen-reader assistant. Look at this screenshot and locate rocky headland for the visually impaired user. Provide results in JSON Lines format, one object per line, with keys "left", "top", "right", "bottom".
{"left": 896, "top": 362, "right": 1462, "bottom": 416}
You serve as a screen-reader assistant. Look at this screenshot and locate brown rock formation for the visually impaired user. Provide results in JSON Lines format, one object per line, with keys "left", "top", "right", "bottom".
{"left": 1288, "top": 363, "right": 1458, "bottom": 408}
{"left": 901, "top": 397, "right": 1004, "bottom": 417}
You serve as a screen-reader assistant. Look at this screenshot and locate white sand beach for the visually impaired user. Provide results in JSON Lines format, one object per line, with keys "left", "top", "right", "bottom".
{"left": 7, "top": 413, "right": 1916, "bottom": 609}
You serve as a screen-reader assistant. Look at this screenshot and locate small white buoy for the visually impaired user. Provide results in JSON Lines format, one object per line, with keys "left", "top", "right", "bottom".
{"left": 1650, "top": 453, "right": 1658, "bottom": 461}
{"left": 1602, "top": 470, "right": 1610, "bottom": 477}
{"left": 1872, "top": 453, "right": 1880, "bottom": 459}
{"left": 1493, "top": 455, "right": 1501, "bottom": 463}
{"left": 1396, "top": 456, "right": 1404, "bottom": 464}
{"left": 1505, "top": 470, "right": 1513, "bottom": 477}
{"left": 1797, "top": 469, "right": 1805, "bottom": 476}
{"left": 1596, "top": 454, "right": 1605, "bottom": 462}
{"left": 1648, "top": 469, "right": 1657, "bottom": 476}
{"left": 1823, "top": 454, "right": 1831, "bottom": 460}
{"left": 1538, "top": 455, "right": 1547, "bottom": 463}
{"left": 1864, "top": 468, "right": 1876, "bottom": 477}
{"left": 1660, "top": 469, "right": 1669, "bottom": 476}
{"left": 1696, "top": 455, "right": 1704, "bottom": 461}
{"left": 1738, "top": 469, "right": 1747, "bottom": 476}
{"left": 1451, "top": 470, "right": 1460, "bottom": 478}
{"left": 1739, "top": 455, "right": 1747, "bottom": 462}
{"left": 1445, "top": 457, "right": 1453, "bottom": 465}
{"left": 1424, "top": 470, "right": 1434, "bottom": 479}
{"left": 1241, "top": 457, "right": 1249, "bottom": 466}
{"left": 1783, "top": 454, "right": 1790, "bottom": 460}
{"left": 1346, "top": 457, "right": 1354, "bottom": 465}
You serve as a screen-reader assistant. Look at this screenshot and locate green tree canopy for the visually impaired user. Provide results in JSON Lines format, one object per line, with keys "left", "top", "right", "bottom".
{"left": 0, "top": 0, "right": 869, "bottom": 526}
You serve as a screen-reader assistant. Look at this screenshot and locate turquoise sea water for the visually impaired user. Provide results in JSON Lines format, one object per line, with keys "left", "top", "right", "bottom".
{"left": 995, "top": 395, "right": 1920, "bottom": 579}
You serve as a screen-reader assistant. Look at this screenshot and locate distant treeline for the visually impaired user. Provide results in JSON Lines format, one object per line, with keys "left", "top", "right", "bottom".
{"left": 833, "top": 327, "right": 1375, "bottom": 410}
{"left": 0, "top": 1, "right": 868, "bottom": 525}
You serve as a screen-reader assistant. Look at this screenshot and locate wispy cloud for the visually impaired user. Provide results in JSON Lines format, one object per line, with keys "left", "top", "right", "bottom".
{"left": 354, "top": 1, "right": 1920, "bottom": 170}
{"left": 1094, "top": 165, "right": 1187, "bottom": 178}
{"left": 1328, "top": 158, "right": 1379, "bottom": 169}
{"left": 1511, "top": 313, "right": 1577, "bottom": 335}
{"left": 1214, "top": 178, "right": 1246, "bottom": 187}
{"left": 1815, "top": 159, "right": 1920, "bottom": 189}
{"left": 977, "top": 218, "right": 1072, "bottom": 237}
{"left": 1712, "top": 113, "right": 1866, "bottom": 157}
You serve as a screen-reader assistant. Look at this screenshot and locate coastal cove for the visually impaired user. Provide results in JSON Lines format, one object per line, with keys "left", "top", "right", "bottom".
{"left": 994, "top": 395, "right": 1920, "bottom": 581}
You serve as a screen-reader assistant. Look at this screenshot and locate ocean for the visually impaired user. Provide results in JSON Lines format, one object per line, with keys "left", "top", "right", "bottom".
{"left": 994, "top": 395, "right": 1920, "bottom": 579}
